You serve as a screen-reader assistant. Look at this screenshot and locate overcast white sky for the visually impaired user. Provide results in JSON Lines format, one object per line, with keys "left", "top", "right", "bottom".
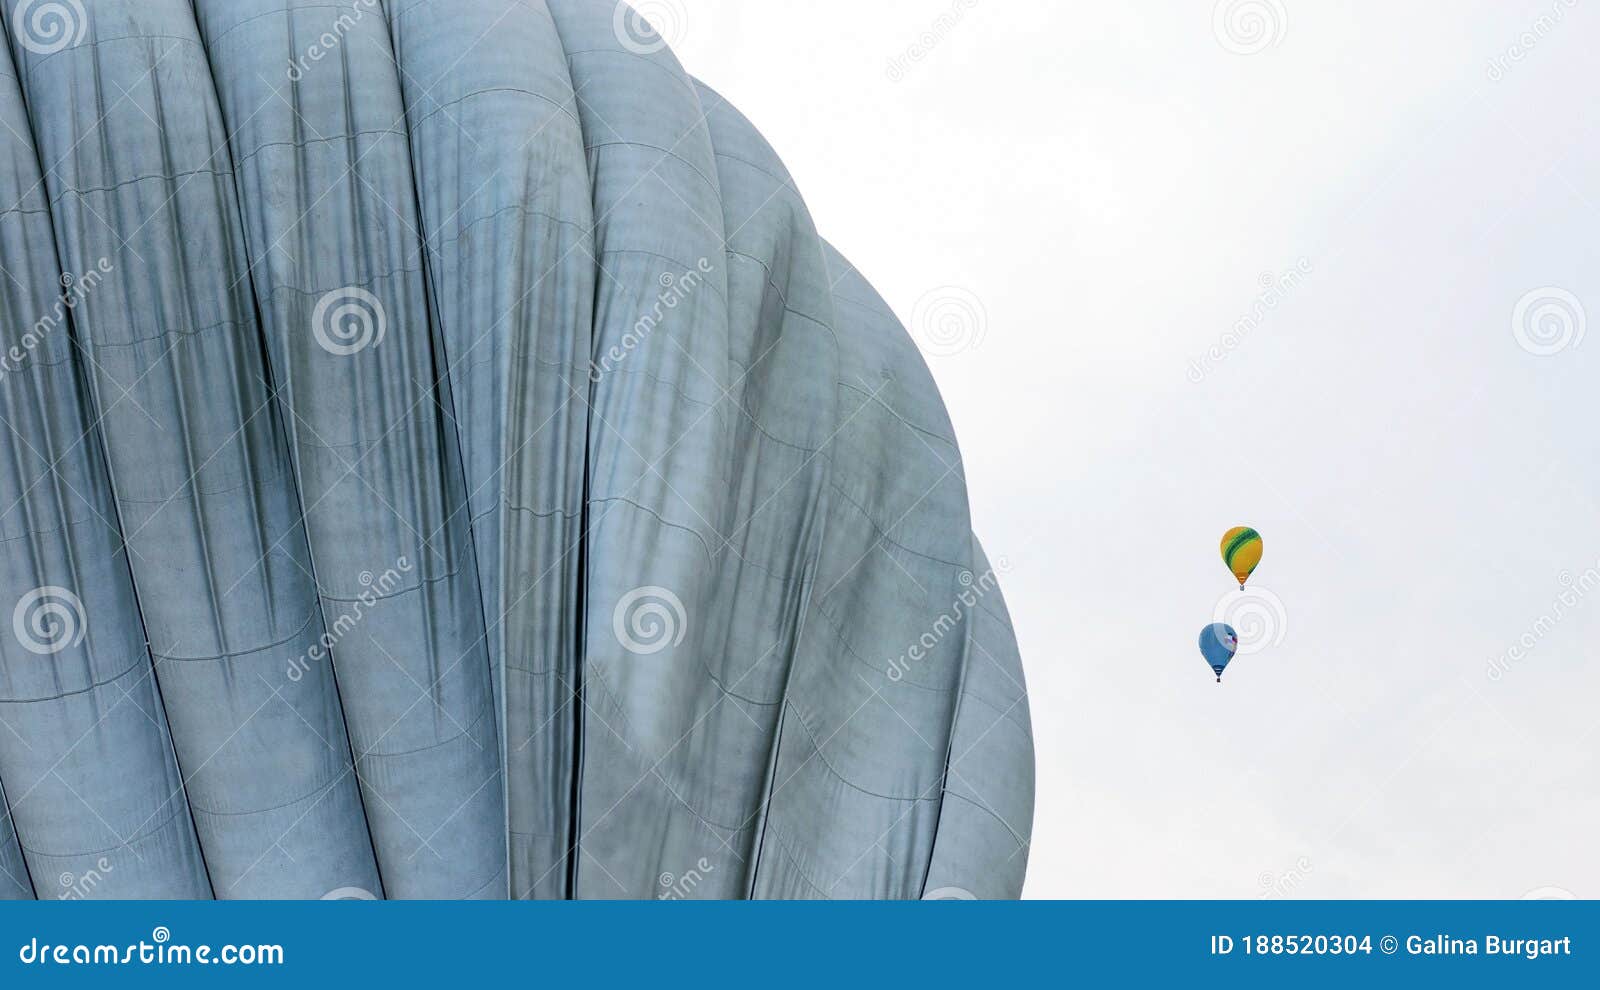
{"left": 669, "top": 0, "right": 1600, "bottom": 898}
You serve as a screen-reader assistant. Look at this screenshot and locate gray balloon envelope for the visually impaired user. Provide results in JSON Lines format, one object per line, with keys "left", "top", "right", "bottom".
{"left": 0, "top": 0, "right": 1033, "bottom": 900}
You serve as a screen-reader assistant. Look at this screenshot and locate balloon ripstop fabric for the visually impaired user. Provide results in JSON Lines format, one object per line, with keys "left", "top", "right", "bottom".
{"left": 0, "top": 0, "right": 1032, "bottom": 899}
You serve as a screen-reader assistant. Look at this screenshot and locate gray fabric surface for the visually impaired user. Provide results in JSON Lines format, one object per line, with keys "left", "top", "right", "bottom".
{"left": 0, "top": 0, "right": 1032, "bottom": 899}
{"left": 0, "top": 777, "right": 30, "bottom": 898}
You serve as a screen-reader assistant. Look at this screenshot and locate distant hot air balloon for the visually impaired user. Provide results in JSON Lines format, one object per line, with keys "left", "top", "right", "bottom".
{"left": 1198, "top": 623, "right": 1238, "bottom": 683}
{"left": 1220, "top": 526, "right": 1263, "bottom": 589}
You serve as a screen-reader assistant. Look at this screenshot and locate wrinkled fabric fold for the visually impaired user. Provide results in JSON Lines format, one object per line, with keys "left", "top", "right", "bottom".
{"left": 0, "top": 10, "right": 210, "bottom": 899}
{"left": 193, "top": 0, "right": 503, "bottom": 901}
{"left": 385, "top": 0, "right": 592, "bottom": 900}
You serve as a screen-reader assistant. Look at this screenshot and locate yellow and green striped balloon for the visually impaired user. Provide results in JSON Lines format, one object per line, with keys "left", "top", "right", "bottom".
{"left": 1220, "top": 526, "right": 1263, "bottom": 589}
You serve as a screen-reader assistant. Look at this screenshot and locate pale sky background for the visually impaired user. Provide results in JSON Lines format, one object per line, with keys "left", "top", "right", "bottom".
{"left": 669, "top": 0, "right": 1600, "bottom": 898}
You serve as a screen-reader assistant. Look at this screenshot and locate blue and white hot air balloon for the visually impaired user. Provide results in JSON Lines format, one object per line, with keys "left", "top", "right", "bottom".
{"left": 1198, "top": 623, "right": 1239, "bottom": 683}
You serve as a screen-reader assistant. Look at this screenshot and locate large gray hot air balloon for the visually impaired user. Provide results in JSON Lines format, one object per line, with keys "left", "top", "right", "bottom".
{"left": 0, "top": 0, "right": 1033, "bottom": 900}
